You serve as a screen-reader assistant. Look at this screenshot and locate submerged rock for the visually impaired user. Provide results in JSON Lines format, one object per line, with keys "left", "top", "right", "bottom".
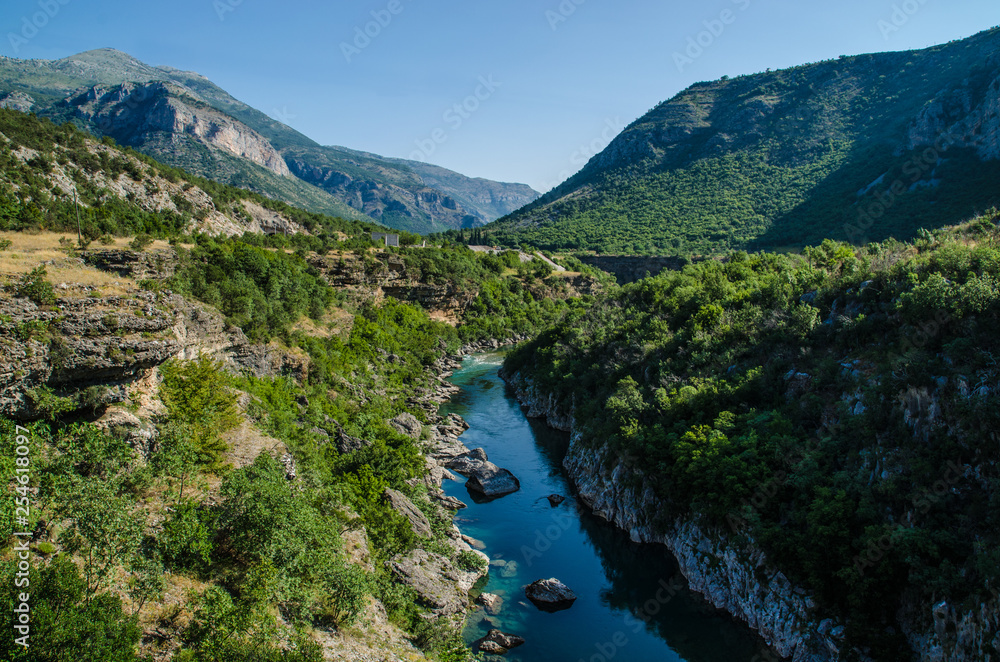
{"left": 476, "top": 592, "right": 504, "bottom": 615}
{"left": 547, "top": 494, "right": 566, "bottom": 506}
{"left": 525, "top": 578, "right": 577, "bottom": 612}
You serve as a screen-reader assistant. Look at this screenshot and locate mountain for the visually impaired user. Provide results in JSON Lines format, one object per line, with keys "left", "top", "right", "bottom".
{"left": 0, "top": 49, "right": 539, "bottom": 233}
{"left": 488, "top": 27, "right": 1000, "bottom": 255}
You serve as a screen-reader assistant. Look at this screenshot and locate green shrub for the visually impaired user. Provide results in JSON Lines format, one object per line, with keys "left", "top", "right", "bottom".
{"left": 455, "top": 550, "right": 486, "bottom": 573}
{"left": 0, "top": 556, "right": 142, "bottom": 662}
{"left": 14, "top": 265, "right": 56, "bottom": 305}
{"left": 129, "top": 233, "right": 154, "bottom": 251}
{"left": 159, "top": 356, "right": 240, "bottom": 469}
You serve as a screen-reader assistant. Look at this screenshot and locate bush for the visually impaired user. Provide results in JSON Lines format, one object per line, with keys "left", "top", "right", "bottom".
{"left": 159, "top": 499, "right": 217, "bottom": 572}
{"left": 14, "top": 265, "right": 56, "bottom": 305}
{"left": 159, "top": 356, "right": 240, "bottom": 469}
{"left": 456, "top": 550, "right": 486, "bottom": 573}
{"left": 129, "top": 233, "right": 154, "bottom": 251}
{"left": 0, "top": 556, "right": 142, "bottom": 662}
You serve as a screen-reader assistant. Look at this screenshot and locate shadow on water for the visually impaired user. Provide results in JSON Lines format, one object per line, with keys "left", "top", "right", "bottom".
{"left": 441, "top": 354, "right": 774, "bottom": 662}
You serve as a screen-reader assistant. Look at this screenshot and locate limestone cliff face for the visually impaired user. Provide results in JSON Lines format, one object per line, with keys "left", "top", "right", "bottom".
{"left": 905, "top": 74, "right": 1000, "bottom": 161}
{"left": 285, "top": 156, "right": 478, "bottom": 230}
{"left": 0, "top": 91, "right": 35, "bottom": 113}
{"left": 0, "top": 284, "right": 308, "bottom": 421}
{"left": 67, "top": 82, "right": 292, "bottom": 177}
{"left": 308, "top": 253, "right": 476, "bottom": 314}
{"left": 501, "top": 368, "right": 855, "bottom": 662}
{"left": 0, "top": 292, "right": 180, "bottom": 419}
{"left": 502, "top": 368, "right": 1000, "bottom": 662}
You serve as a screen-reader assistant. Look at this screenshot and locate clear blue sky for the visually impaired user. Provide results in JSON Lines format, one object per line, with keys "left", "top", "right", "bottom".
{"left": 2, "top": 0, "right": 997, "bottom": 192}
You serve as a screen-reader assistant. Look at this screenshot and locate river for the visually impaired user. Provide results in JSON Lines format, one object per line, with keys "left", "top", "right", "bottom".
{"left": 439, "top": 353, "right": 775, "bottom": 662}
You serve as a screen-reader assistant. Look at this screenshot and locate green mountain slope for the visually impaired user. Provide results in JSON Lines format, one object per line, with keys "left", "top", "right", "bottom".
{"left": 503, "top": 215, "right": 1000, "bottom": 659}
{"left": 488, "top": 27, "right": 1000, "bottom": 255}
{"left": 0, "top": 49, "right": 540, "bottom": 234}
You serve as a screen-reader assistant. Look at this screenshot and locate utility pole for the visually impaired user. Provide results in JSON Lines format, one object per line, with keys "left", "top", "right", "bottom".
{"left": 74, "top": 187, "right": 82, "bottom": 246}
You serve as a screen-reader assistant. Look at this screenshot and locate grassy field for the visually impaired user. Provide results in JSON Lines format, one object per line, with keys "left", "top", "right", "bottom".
{"left": 0, "top": 231, "right": 173, "bottom": 297}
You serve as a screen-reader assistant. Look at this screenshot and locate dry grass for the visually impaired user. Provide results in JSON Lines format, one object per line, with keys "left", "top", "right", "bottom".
{"left": 291, "top": 308, "right": 356, "bottom": 339}
{"left": 0, "top": 231, "right": 168, "bottom": 297}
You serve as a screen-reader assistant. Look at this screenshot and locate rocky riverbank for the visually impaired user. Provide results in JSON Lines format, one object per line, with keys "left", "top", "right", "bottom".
{"left": 500, "top": 367, "right": 858, "bottom": 662}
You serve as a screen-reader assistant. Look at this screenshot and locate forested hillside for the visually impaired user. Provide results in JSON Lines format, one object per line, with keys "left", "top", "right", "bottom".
{"left": 504, "top": 211, "right": 1000, "bottom": 659}
{"left": 0, "top": 109, "right": 597, "bottom": 662}
{"left": 489, "top": 27, "right": 1000, "bottom": 255}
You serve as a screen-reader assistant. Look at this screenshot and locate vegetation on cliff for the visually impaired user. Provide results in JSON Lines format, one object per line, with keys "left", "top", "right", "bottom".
{"left": 504, "top": 212, "right": 1000, "bottom": 657}
{"left": 0, "top": 111, "right": 593, "bottom": 661}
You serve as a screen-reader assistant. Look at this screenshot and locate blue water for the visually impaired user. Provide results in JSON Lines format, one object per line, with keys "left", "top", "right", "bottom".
{"left": 440, "top": 353, "right": 773, "bottom": 662}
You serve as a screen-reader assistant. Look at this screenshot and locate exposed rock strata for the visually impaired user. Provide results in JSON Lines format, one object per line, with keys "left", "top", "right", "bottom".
{"left": 501, "top": 367, "right": 851, "bottom": 662}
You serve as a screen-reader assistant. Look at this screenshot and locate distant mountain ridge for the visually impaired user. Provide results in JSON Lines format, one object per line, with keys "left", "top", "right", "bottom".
{"left": 487, "top": 27, "right": 1000, "bottom": 255}
{"left": 0, "top": 48, "right": 539, "bottom": 233}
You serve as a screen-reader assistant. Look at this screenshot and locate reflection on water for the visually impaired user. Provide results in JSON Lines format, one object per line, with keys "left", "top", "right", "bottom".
{"left": 439, "top": 354, "right": 773, "bottom": 662}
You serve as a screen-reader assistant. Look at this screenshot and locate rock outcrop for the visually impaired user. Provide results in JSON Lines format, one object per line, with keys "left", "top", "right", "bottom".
{"left": 382, "top": 489, "right": 432, "bottom": 538}
{"left": 476, "top": 629, "right": 525, "bottom": 654}
{"left": 905, "top": 74, "right": 1000, "bottom": 162}
{"left": 387, "top": 548, "right": 484, "bottom": 616}
{"left": 66, "top": 82, "right": 292, "bottom": 177}
{"left": 503, "top": 368, "right": 852, "bottom": 662}
{"left": 445, "top": 448, "right": 520, "bottom": 498}
{"left": 0, "top": 292, "right": 179, "bottom": 419}
{"left": 525, "top": 578, "right": 577, "bottom": 612}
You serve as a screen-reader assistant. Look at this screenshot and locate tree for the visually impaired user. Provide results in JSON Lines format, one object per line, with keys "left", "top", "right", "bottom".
{"left": 0, "top": 557, "right": 142, "bottom": 662}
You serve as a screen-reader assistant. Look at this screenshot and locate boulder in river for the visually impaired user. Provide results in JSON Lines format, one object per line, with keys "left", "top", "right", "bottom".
{"left": 486, "top": 629, "right": 525, "bottom": 650}
{"left": 525, "top": 578, "right": 577, "bottom": 612}
{"left": 476, "top": 628, "right": 525, "bottom": 654}
{"left": 547, "top": 494, "right": 566, "bottom": 506}
{"left": 476, "top": 628, "right": 524, "bottom": 655}
{"left": 466, "top": 464, "right": 520, "bottom": 498}
{"left": 449, "top": 449, "right": 521, "bottom": 498}
{"left": 478, "top": 640, "right": 506, "bottom": 655}
{"left": 446, "top": 448, "right": 490, "bottom": 475}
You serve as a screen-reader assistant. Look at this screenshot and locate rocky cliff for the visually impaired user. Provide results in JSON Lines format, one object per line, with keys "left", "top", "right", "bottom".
{"left": 501, "top": 368, "right": 856, "bottom": 662}
{"left": 1, "top": 129, "right": 306, "bottom": 237}
{"left": 65, "top": 82, "right": 292, "bottom": 178}
{"left": 0, "top": 48, "right": 540, "bottom": 234}
{"left": 501, "top": 367, "right": 1000, "bottom": 661}
{"left": 308, "top": 252, "right": 477, "bottom": 314}
{"left": 905, "top": 72, "right": 1000, "bottom": 161}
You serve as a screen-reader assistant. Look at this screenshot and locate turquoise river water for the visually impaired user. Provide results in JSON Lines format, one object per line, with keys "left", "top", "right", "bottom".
{"left": 439, "top": 354, "right": 775, "bottom": 662}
